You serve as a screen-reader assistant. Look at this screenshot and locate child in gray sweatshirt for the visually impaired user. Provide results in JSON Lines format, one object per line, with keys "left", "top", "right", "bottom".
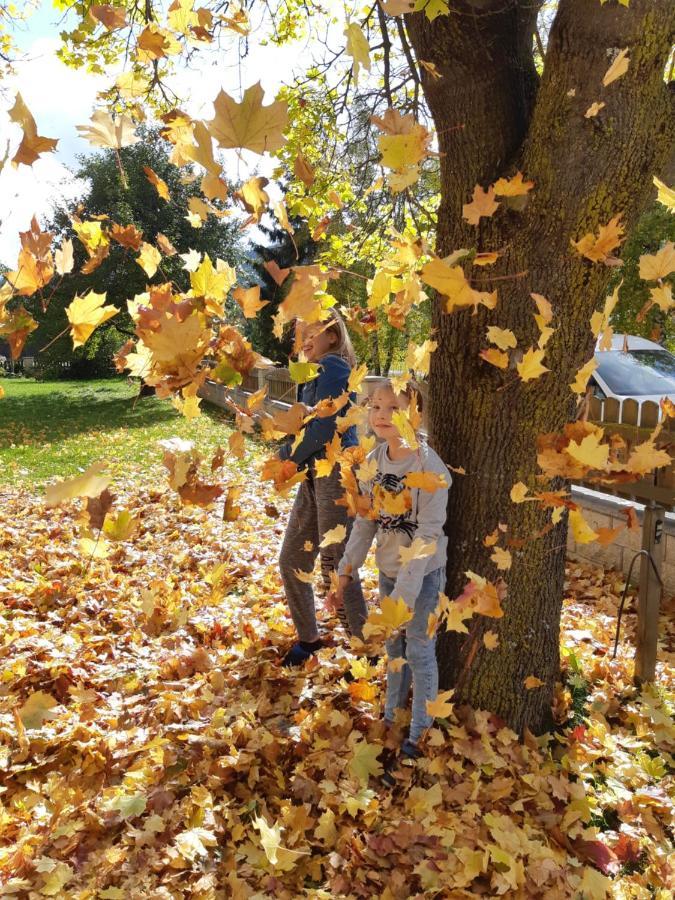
{"left": 329, "top": 380, "right": 451, "bottom": 757}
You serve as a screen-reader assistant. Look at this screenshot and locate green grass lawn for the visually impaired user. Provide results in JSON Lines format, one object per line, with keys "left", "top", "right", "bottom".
{"left": 0, "top": 378, "right": 240, "bottom": 487}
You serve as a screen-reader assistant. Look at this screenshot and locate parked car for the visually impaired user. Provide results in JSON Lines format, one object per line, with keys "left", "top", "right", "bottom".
{"left": 591, "top": 334, "right": 675, "bottom": 412}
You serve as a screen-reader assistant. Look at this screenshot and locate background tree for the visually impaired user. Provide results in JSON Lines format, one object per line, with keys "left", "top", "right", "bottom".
{"left": 609, "top": 201, "right": 675, "bottom": 347}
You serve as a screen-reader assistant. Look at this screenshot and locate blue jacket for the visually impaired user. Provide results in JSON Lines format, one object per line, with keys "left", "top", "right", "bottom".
{"left": 278, "top": 353, "right": 358, "bottom": 468}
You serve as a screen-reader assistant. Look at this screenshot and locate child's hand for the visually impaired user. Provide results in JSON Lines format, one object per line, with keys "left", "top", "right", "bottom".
{"left": 326, "top": 575, "right": 351, "bottom": 613}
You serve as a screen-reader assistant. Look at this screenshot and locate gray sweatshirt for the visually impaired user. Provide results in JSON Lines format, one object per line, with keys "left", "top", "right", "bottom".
{"left": 337, "top": 440, "right": 451, "bottom": 608}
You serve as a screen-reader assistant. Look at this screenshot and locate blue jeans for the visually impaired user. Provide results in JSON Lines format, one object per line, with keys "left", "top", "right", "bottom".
{"left": 380, "top": 567, "right": 443, "bottom": 743}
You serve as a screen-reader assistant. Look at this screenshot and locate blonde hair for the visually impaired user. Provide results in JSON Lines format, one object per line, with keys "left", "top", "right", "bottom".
{"left": 370, "top": 377, "right": 425, "bottom": 414}
{"left": 297, "top": 308, "right": 356, "bottom": 367}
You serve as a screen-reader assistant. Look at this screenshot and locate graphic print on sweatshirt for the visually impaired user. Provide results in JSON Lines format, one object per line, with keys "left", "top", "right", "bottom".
{"left": 372, "top": 472, "right": 417, "bottom": 539}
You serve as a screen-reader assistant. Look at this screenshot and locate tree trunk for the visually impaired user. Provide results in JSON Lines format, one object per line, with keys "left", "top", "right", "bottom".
{"left": 407, "top": 0, "right": 675, "bottom": 733}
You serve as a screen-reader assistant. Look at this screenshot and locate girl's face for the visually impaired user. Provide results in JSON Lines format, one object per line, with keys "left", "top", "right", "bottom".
{"left": 369, "top": 386, "right": 409, "bottom": 440}
{"left": 300, "top": 321, "right": 338, "bottom": 362}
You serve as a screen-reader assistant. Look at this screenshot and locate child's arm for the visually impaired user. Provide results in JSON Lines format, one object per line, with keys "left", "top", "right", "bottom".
{"left": 391, "top": 483, "right": 449, "bottom": 609}
{"left": 327, "top": 512, "right": 377, "bottom": 609}
{"left": 278, "top": 356, "right": 350, "bottom": 467}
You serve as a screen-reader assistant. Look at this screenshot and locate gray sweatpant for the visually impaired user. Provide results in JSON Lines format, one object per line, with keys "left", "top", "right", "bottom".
{"left": 279, "top": 465, "right": 368, "bottom": 642}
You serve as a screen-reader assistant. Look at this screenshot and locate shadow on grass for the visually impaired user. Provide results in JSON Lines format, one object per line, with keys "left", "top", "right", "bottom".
{"left": 0, "top": 381, "right": 182, "bottom": 446}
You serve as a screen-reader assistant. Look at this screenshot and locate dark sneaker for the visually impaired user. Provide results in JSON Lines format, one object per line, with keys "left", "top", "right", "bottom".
{"left": 281, "top": 640, "right": 323, "bottom": 667}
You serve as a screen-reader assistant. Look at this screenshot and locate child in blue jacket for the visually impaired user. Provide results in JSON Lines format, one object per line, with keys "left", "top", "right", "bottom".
{"left": 277, "top": 309, "right": 368, "bottom": 666}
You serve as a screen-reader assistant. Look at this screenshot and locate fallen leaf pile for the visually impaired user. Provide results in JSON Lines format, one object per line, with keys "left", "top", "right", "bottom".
{"left": 0, "top": 459, "right": 673, "bottom": 897}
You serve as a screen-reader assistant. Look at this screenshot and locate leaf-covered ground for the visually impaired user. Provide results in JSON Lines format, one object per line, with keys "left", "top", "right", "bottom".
{"left": 0, "top": 382, "right": 673, "bottom": 898}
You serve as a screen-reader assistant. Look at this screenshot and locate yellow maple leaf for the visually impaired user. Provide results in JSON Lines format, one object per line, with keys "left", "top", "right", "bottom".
{"left": 420, "top": 257, "right": 496, "bottom": 313}
{"left": 143, "top": 165, "right": 170, "bottom": 200}
{"left": 404, "top": 338, "right": 437, "bottom": 374}
{"left": 136, "top": 242, "right": 162, "bottom": 278}
{"left": 235, "top": 176, "right": 270, "bottom": 221}
{"left": 530, "top": 292, "right": 553, "bottom": 327}
{"left": 45, "top": 461, "right": 111, "bottom": 507}
{"left": 566, "top": 433, "right": 609, "bottom": 470}
{"left": 492, "top": 171, "right": 534, "bottom": 197}
{"left": 650, "top": 284, "right": 673, "bottom": 312}
{"left": 516, "top": 347, "right": 548, "bottom": 382}
{"left": 363, "top": 595, "right": 413, "bottom": 641}
{"left": 570, "top": 357, "right": 597, "bottom": 395}
{"left": 439, "top": 592, "right": 475, "bottom": 633}
{"left": 66, "top": 291, "right": 119, "bottom": 348}
{"left": 18, "top": 691, "right": 59, "bottom": 728}
{"left": 234, "top": 285, "right": 269, "bottom": 318}
{"left": 76, "top": 108, "right": 140, "bottom": 149}
{"left": 391, "top": 408, "right": 419, "bottom": 450}
{"left": 571, "top": 215, "right": 624, "bottom": 263}
{"left": 483, "top": 631, "right": 500, "bottom": 650}
{"left": 426, "top": 689, "right": 455, "bottom": 718}
{"left": 319, "top": 524, "right": 346, "bottom": 548}
{"left": 54, "top": 239, "right": 74, "bottom": 275}
{"left": 103, "top": 509, "right": 138, "bottom": 541}
{"left": 510, "top": 482, "right": 529, "bottom": 503}
{"left": 480, "top": 348, "right": 509, "bottom": 369}
{"left": 190, "top": 256, "right": 236, "bottom": 312}
{"left": 9, "top": 92, "right": 58, "bottom": 166}
{"left": 490, "top": 546, "right": 512, "bottom": 570}
{"left": 207, "top": 82, "right": 288, "bottom": 153}
{"left": 639, "top": 242, "right": 675, "bottom": 281}
{"left": 486, "top": 326, "right": 517, "bottom": 351}
{"left": 348, "top": 733, "right": 383, "bottom": 783}
{"left": 569, "top": 508, "right": 599, "bottom": 544}
{"left": 625, "top": 440, "right": 671, "bottom": 475}
{"left": 584, "top": 101, "right": 605, "bottom": 118}
{"left": 252, "top": 815, "right": 306, "bottom": 870}
{"left": 399, "top": 537, "right": 437, "bottom": 566}
{"left": 404, "top": 471, "right": 448, "bottom": 491}
{"left": 348, "top": 361, "right": 369, "bottom": 393}
{"left": 602, "top": 48, "right": 630, "bottom": 87}
{"left": 462, "top": 184, "right": 499, "bottom": 225}
{"left": 524, "top": 675, "right": 545, "bottom": 689}
{"left": 653, "top": 176, "right": 675, "bottom": 213}
{"left": 344, "top": 22, "right": 371, "bottom": 81}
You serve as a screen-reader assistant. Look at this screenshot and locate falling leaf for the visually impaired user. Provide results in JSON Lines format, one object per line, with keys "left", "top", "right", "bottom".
{"left": 584, "top": 101, "right": 606, "bottom": 118}
{"left": 650, "top": 284, "right": 673, "bottom": 312}
{"left": 207, "top": 82, "right": 288, "bottom": 153}
{"left": 399, "top": 537, "right": 437, "bottom": 566}
{"left": 490, "top": 546, "right": 512, "bottom": 570}
{"left": 480, "top": 348, "right": 509, "bottom": 369}
{"left": 570, "top": 357, "right": 598, "bottom": 395}
{"left": 289, "top": 360, "right": 321, "bottom": 384}
{"left": 344, "top": 22, "right": 371, "bottom": 81}
{"left": 602, "top": 48, "right": 630, "bottom": 87}
{"left": 137, "top": 243, "right": 163, "bottom": 278}
{"left": 571, "top": 215, "right": 624, "bottom": 263}
{"left": 294, "top": 153, "right": 315, "bottom": 187}
{"left": 486, "top": 326, "right": 517, "bottom": 351}
{"left": 18, "top": 691, "right": 59, "bottom": 729}
{"left": 404, "top": 471, "right": 448, "bottom": 491}
{"left": 45, "top": 461, "right": 111, "bottom": 507}
{"left": 421, "top": 256, "right": 496, "bottom": 313}
{"left": 492, "top": 171, "right": 534, "bottom": 197}
{"left": 66, "top": 291, "right": 119, "bottom": 348}
{"left": 9, "top": 93, "right": 58, "bottom": 166}
{"left": 569, "top": 508, "right": 599, "bottom": 544}
{"left": 653, "top": 176, "right": 675, "bottom": 213}
{"left": 319, "top": 524, "right": 346, "bottom": 548}
{"left": 234, "top": 285, "right": 269, "bottom": 318}
{"left": 524, "top": 675, "right": 545, "bottom": 689}
{"left": 426, "top": 689, "right": 455, "bottom": 718}
{"left": 363, "top": 595, "right": 413, "bottom": 640}
{"left": 143, "top": 165, "right": 170, "bottom": 200}
{"left": 484, "top": 631, "right": 500, "bottom": 650}
{"left": 510, "top": 482, "right": 529, "bottom": 503}
{"left": 516, "top": 347, "right": 549, "bottom": 382}
{"left": 567, "top": 433, "right": 609, "bottom": 469}
{"left": 54, "top": 239, "right": 74, "bottom": 275}
{"left": 76, "top": 109, "right": 140, "bottom": 149}
{"left": 235, "top": 176, "right": 270, "bottom": 220}
{"left": 639, "top": 242, "right": 675, "bottom": 281}
{"left": 463, "top": 184, "right": 499, "bottom": 225}
{"left": 89, "top": 4, "right": 128, "bottom": 30}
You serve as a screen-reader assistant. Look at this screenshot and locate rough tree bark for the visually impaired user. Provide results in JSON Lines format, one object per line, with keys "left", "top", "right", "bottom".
{"left": 406, "top": 0, "right": 675, "bottom": 734}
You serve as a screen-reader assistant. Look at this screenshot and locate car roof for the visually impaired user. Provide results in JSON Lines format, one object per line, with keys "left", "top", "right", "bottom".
{"left": 595, "top": 333, "right": 665, "bottom": 352}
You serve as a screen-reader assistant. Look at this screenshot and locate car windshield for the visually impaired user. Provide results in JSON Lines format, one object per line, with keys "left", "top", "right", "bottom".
{"left": 595, "top": 349, "right": 675, "bottom": 396}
